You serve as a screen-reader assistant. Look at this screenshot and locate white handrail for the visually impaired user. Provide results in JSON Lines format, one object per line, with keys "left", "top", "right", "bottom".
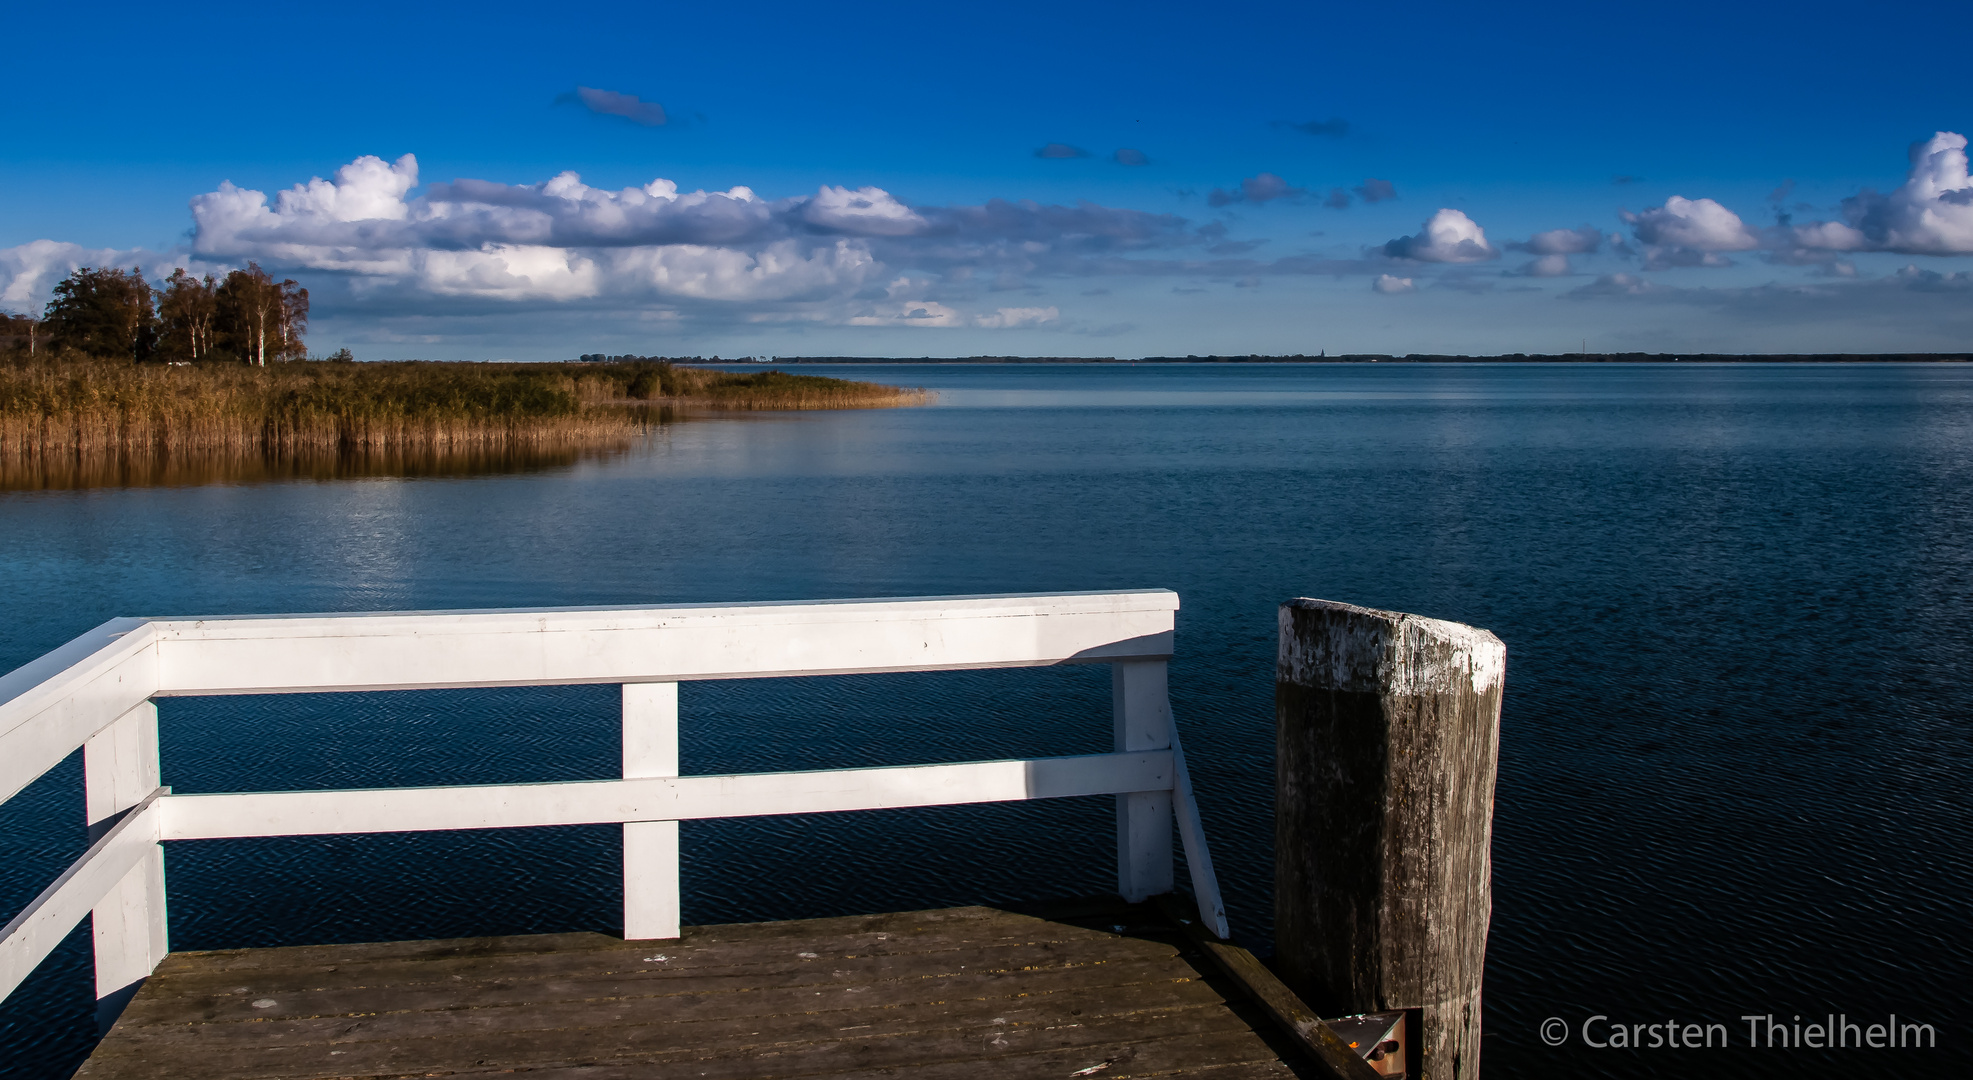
{"left": 0, "top": 789, "right": 165, "bottom": 1003}
{"left": 0, "top": 590, "right": 1228, "bottom": 1018}
{"left": 159, "top": 753, "right": 1176, "bottom": 839}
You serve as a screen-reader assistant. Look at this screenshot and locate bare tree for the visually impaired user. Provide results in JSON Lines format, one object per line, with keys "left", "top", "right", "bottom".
{"left": 276, "top": 277, "right": 309, "bottom": 361}
{"left": 158, "top": 269, "right": 219, "bottom": 361}
{"left": 216, "top": 263, "right": 283, "bottom": 365}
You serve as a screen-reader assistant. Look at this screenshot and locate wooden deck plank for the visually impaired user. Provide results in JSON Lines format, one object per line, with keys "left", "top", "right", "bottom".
{"left": 79, "top": 903, "right": 1320, "bottom": 1080}
{"left": 93, "top": 957, "right": 1236, "bottom": 1059}
{"left": 141, "top": 907, "right": 1017, "bottom": 976}
{"left": 106, "top": 965, "right": 1228, "bottom": 1049}
{"left": 123, "top": 921, "right": 1180, "bottom": 1006}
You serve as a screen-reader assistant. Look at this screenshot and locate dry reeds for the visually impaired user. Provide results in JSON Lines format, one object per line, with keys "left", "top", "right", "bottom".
{"left": 0, "top": 358, "right": 925, "bottom": 470}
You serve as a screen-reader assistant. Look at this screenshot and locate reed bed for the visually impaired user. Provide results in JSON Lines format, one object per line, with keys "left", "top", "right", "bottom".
{"left": 0, "top": 359, "right": 925, "bottom": 467}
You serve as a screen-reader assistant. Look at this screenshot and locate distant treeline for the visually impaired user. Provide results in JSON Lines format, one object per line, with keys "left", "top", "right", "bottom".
{"left": 1137, "top": 353, "right": 1973, "bottom": 363}
{"left": 764, "top": 353, "right": 1972, "bottom": 364}
{"left": 574, "top": 353, "right": 774, "bottom": 364}
{"left": 772, "top": 356, "right": 1121, "bottom": 364}
{"left": 2, "top": 263, "right": 308, "bottom": 366}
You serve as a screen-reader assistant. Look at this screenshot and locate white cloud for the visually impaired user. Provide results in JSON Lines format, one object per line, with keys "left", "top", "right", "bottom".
{"left": 844, "top": 301, "right": 1059, "bottom": 329}
{"left": 618, "top": 239, "right": 876, "bottom": 303}
{"left": 847, "top": 299, "right": 965, "bottom": 327}
{"left": 1, "top": 240, "right": 133, "bottom": 309}
{"left": 802, "top": 186, "right": 928, "bottom": 237}
{"left": 1382, "top": 209, "right": 1498, "bottom": 263}
{"left": 1372, "top": 273, "right": 1416, "bottom": 293}
{"left": 412, "top": 245, "right": 599, "bottom": 300}
{"left": 1565, "top": 272, "right": 1669, "bottom": 298}
{"left": 172, "top": 156, "right": 893, "bottom": 312}
{"left": 277, "top": 153, "right": 419, "bottom": 223}
{"left": 1788, "top": 220, "right": 1869, "bottom": 251}
{"left": 1506, "top": 226, "right": 1599, "bottom": 277}
{"left": 0, "top": 239, "right": 219, "bottom": 312}
{"left": 974, "top": 306, "right": 1059, "bottom": 328}
{"left": 1792, "top": 131, "right": 1973, "bottom": 255}
{"left": 111, "top": 154, "right": 1198, "bottom": 329}
{"left": 1622, "top": 196, "right": 1760, "bottom": 251}
{"left": 1520, "top": 225, "right": 1601, "bottom": 255}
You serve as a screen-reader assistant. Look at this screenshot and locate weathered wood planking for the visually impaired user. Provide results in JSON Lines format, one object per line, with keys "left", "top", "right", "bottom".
{"left": 77, "top": 903, "right": 1317, "bottom": 1080}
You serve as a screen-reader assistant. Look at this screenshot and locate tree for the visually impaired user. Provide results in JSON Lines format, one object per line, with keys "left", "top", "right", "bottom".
{"left": 0, "top": 312, "right": 40, "bottom": 355}
{"left": 214, "top": 262, "right": 305, "bottom": 365}
{"left": 275, "top": 276, "right": 308, "bottom": 362}
{"left": 156, "top": 269, "right": 218, "bottom": 361}
{"left": 43, "top": 266, "right": 156, "bottom": 361}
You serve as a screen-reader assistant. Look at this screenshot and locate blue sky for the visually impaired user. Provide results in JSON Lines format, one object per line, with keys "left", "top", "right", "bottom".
{"left": 3, "top": 0, "right": 1970, "bottom": 358}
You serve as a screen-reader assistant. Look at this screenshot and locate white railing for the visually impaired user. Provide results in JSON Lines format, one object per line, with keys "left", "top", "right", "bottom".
{"left": 0, "top": 590, "right": 1227, "bottom": 1017}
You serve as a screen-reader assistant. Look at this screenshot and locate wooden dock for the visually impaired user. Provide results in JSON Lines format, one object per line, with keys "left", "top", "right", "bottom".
{"left": 6, "top": 592, "right": 1490, "bottom": 1078}
{"left": 76, "top": 901, "right": 1322, "bottom": 1079}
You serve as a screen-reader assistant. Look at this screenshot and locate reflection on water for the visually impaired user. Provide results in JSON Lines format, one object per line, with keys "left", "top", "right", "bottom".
{"left": 0, "top": 424, "right": 675, "bottom": 491}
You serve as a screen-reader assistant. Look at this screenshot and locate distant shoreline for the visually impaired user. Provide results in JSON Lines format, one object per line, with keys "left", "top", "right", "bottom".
{"left": 709, "top": 353, "right": 1972, "bottom": 365}
{"left": 1, "top": 360, "right": 927, "bottom": 467}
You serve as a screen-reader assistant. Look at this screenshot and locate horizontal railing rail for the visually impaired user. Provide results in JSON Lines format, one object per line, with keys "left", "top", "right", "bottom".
{"left": 0, "top": 590, "right": 1227, "bottom": 1025}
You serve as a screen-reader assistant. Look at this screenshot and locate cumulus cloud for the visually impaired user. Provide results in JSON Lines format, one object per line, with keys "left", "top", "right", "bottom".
{"left": 1565, "top": 273, "right": 1667, "bottom": 298}
{"left": 1034, "top": 143, "right": 1089, "bottom": 159}
{"left": 1207, "top": 172, "right": 1305, "bottom": 207}
{"left": 1516, "top": 225, "right": 1602, "bottom": 255}
{"left": 974, "top": 305, "right": 1060, "bottom": 328}
{"left": 1622, "top": 196, "right": 1760, "bottom": 251}
{"left": 190, "top": 156, "right": 803, "bottom": 277}
{"left": 802, "top": 186, "right": 929, "bottom": 237}
{"left": 1559, "top": 264, "right": 1973, "bottom": 342}
{"left": 1354, "top": 178, "right": 1397, "bottom": 203}
{"left": 1382, "top": 209, "right": 1498, "bottom": 262}
{"left": 0, "top": 152, "right": 1240, "bottom": 333}
{"left": 1113, "top": 148, "right": 1149, "bottom": 166}
{"left": 1893, "top": 263, "right": 1973, "bottom": 291}
{"left": 1373, "top": 274, "right": 1415, "bottom": 293}
{"left": 1, "top": 240, "right": 159, "bottom": 310}
{"left": 1324, "top": 188, "right": 1350, "bottom": 209}
{"left": 847, "top": 299, "right": 964, "bottom": 327}
{"left": 1619, "top": 196, "right": 1759, "bottom": 269}
{"left": 565, "top": 87, "right": 669, "bottom": 126}
{"left": 1518, "top": 254, "right": 1575, "bottom": 277}
{"left": 1788, "top": 131, "right": 1973, "bottom": 255}
{"left": 1503, "top": 225, "right": 1601, "bottom": 275}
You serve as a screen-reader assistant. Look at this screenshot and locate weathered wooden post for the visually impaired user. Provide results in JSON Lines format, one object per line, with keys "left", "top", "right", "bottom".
{"left": 1275, "top": 599, "right": 1504, "bottom": 1080}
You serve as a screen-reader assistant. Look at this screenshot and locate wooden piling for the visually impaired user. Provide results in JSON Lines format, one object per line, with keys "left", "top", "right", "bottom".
{"left": 1274, "top": 599, "right": 1505, "bottom": 1080}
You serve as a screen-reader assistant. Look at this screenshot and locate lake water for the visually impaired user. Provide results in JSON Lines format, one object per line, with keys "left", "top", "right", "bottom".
{"left": 2, "top": 363, "right": 1969, "bottom": 1078}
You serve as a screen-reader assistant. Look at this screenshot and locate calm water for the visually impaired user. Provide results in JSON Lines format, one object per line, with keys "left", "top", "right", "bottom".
{"left": 2, "top": 363, "right": 1969, "bottom": 1078}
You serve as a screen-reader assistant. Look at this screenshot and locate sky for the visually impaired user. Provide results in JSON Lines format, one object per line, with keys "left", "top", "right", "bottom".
{"left": 2, "top": 0, "right": 1970, "bottom": 359}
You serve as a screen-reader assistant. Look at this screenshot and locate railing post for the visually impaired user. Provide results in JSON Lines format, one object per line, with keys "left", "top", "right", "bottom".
{"left": 1274, "top": 599, "right": 1504, "bottom": 1080}
{"left": 1112, "top": 660, "right": 1174, "bottom": 902}
{"left": 622, "top": 682, "right": 680, "bottom": 940}
{"left": 82, "top": 700, "right": 167, "bottom": 1031}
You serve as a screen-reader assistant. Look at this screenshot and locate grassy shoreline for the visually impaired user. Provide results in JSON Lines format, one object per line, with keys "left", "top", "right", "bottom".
{"left": 0, "top": 359, "right": 927, "bottom": 461}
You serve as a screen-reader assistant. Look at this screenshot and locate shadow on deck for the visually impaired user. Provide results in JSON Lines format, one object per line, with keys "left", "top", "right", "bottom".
{"left": 77, "top": 899, "right": 1325, "bottom": 1079}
